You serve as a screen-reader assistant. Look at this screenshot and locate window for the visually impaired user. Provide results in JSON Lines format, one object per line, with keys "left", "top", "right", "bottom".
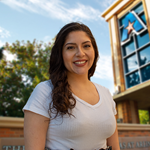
{"left": 118, "top": 2, "right": 150, "bottom": 88}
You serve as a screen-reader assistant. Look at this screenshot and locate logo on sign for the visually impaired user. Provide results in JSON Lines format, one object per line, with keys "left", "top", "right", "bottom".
{"left": 121, "top": 11, "right": 147, "bottom": 45}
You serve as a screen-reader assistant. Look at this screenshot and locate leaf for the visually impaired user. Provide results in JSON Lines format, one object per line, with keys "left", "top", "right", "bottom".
{"left": 0, "top": 40, "right": 52, "bottom": 117}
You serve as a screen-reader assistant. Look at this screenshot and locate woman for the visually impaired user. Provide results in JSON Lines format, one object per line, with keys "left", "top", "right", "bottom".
{"left": 23, "top": 22, "right": 120, "bottom": 150}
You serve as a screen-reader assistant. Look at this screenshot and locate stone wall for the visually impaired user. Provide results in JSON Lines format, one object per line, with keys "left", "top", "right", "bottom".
{"left": 1, "top": 117, "right": 150, "bottom": 150}
{"left": 0, "top": 117, "right": 24, "bottom": 138}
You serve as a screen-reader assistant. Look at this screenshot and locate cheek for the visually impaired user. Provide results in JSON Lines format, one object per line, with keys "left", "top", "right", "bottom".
{"left": 62, "top": 52, "right": 72, "bottom": 68}
{"left": 90, "top": 50, "right": 95, "bottom": 62}
{"left": 89, "top": 51, "right": 95, "bottom": 69}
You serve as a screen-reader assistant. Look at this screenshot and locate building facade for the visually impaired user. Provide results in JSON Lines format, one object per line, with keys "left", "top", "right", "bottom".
{"left": 102, "top": 0, "right": 150, "bottom": 124}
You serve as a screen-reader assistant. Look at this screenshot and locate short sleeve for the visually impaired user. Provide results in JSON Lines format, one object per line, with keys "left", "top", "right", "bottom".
{"left": 107, "top": 89, "right": 117, "bottom": 115}
{"left": 23, "top": 81, "right": 52, "bottom": 118}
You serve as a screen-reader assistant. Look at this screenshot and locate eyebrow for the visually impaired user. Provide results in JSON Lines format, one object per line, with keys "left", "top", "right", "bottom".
{"left": 64, "top": 41, "right": 91, "bottom": 47}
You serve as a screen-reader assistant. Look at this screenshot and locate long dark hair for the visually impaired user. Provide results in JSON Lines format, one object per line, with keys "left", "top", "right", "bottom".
{"left": 49, "top": 22, "right": 99, "bottom": 119}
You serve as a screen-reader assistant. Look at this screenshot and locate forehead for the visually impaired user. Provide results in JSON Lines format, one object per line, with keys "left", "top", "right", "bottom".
{"left": 64, "top": 31, "right": 91, "bottom": 44}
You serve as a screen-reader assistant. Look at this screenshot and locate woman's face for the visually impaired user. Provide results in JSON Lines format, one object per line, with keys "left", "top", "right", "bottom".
{"left": 62, "top": 31, "right": 95, "bottom": 77}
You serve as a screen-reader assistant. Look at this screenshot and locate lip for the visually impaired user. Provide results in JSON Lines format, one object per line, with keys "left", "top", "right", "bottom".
{"left": 73, "top": 59, "right": 87, "bottom": 67}
{"left": 73, "top": 59, "right": 87, "bottom": 63}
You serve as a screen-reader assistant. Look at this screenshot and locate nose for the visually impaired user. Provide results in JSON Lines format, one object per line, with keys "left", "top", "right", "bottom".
{"left": 76, "top": 46, "right": 85, "bottom": 57}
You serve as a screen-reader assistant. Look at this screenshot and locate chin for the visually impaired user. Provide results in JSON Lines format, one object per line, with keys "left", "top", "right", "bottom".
{"left": 74, "top": 71, "right": 88, "bottom": 76}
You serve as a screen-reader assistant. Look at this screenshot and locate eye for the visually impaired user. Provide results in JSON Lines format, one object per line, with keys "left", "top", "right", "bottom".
{"left": 67, "top": 46, "right": 75, "bottom": 50}
{"left": 84, "top": 44, "right": 91, "bottom": 48}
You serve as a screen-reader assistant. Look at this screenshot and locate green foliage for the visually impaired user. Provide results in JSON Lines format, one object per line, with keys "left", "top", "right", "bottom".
{"left": 0, "top": 47, "right": 4, "bottom": 60}
{"left": 139, "top": 110, "right": 149, "bottom": 124}
{"left": 0, "top": 40, "right": 52, "bottom": 117}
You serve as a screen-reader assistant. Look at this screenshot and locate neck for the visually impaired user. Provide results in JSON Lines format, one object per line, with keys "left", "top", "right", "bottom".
{"left": 67, "top": 72, "right": 91, "bottom": 90}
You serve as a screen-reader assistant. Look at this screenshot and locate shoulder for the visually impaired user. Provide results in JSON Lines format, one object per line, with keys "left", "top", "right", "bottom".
{"left": 23, "top": 80, "right": 53, "bottom": 118}
{"left": 92, "top": 82, "right": 110, "bottom": 94}
{"left": 35, "top": 80, "right": 53, "bottom": 91}
{"left": 93, "top": 82, "right": 117, "bottom": 115}
{"left": 33, "top": 80, "right": 53, "bottom": 97}
{"left": 92, "top": 82, "right": 113, "bottom": 101}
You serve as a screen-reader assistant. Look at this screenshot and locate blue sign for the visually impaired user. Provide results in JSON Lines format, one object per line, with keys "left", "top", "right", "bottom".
{"left": 121, "top": 11, "right": 146, "bottom": 42}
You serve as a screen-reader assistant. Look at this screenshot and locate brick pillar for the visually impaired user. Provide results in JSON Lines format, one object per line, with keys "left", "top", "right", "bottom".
{"left": 134, "top": 101, "right": 140, "bottom": 123}
{"left": 130, "top": 100, "right": 140, "bottom": 123}
{"left": 120, "top": 100, "right": 139, "bottom": 123}
{"left": 122, "top": 100, "right": 132, "bottom": 123}
{"left": 116, "top": 102, "right": 123, "bottom": 123}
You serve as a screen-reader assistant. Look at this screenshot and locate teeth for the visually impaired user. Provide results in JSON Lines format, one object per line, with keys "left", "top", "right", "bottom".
{"left": 74, "top": 61, "right": 86, "bottom": 64}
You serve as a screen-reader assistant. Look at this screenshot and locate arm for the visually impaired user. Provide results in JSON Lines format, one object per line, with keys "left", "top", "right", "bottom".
{"left": 107, "top": 121, "right": 120, "bottom": 150}
{"left": 24, "top": 110, "right": 50, "bottom": 150}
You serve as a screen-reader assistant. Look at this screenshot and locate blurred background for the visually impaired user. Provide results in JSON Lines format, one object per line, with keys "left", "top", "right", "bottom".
{"left": 0, "top": 0, "right": 149, "bottom": 124}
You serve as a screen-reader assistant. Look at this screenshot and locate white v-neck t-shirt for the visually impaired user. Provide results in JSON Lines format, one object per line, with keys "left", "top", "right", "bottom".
{"left": 23, "top": 80, "right": 117, "bottom": 150}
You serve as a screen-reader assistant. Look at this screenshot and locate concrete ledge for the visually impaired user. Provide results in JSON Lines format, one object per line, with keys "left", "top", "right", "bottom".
{"left": 118, "top": 123, "right": 150, "bottom": 130}
{"left": 0, "top": 117, "right": 24, "bottom": 128}
{"left": 1, "top": 117, "right": 150, "bottom": 131}
{"left": 113, "top": 80, "right": 150, "bottom": 100}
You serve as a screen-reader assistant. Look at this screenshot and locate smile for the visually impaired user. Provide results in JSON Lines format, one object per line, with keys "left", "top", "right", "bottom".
{"left": 74, "top": 61, "right": 87, "bottom": 64}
